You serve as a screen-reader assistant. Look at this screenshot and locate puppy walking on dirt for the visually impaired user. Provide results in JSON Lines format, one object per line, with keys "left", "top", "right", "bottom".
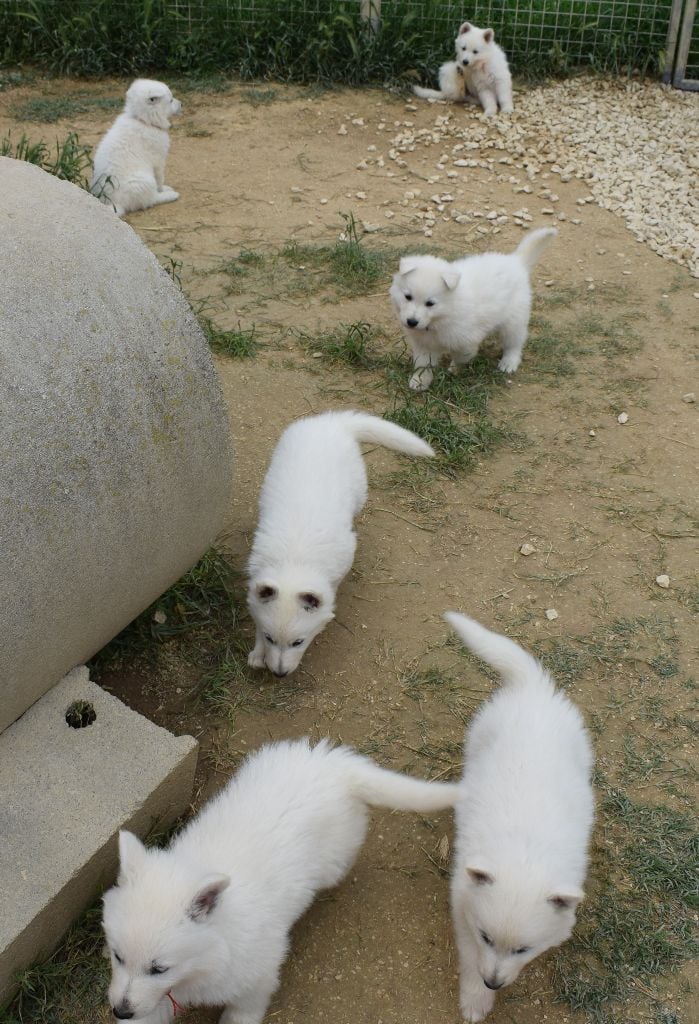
{"left": 247, "top": 410, "right": 433, "bottom": 676}
{"left": 390, "top": 227, "right": 556, "bottom": 391}
{"left": 103, "top": 737, "right": 459, "bottom": 1024}
{"left": 91, "top": 78, "right": 181, "bottom": 217}
{"left": 444, "top": 613, "right": 594, "bottom": 1022}
{"left": 414, "top": 22, "right": 513, "bottom": 117}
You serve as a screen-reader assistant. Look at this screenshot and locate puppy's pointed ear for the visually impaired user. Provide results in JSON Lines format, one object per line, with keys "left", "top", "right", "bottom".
{"left": 548, "top": 889, "right": 584, "bottom": 911}
{"left": 442, "top": 271, "right": 460, "bottom": 291}
{"left": 458, "top": 22, "right": 472, "bottom": 35}
{"left": 255, "top": 581, "right": 278, "bottom": 602}
{"left": 188, "top": 874, "right": 231, "bottom": 921}
{"left": 483, "top": 28, "right": 495, "bottom": 43}
{"left": 467, "top": 865, "right": 494, "bottom": 886}
{"left": 117, "top": 831, "right": 148, "bottom": 883}
{"left": 298, "top": 591, "right": 322, "bottom": 610}
{"left": 399, "top": 257, "right": 420, "bottom": 276}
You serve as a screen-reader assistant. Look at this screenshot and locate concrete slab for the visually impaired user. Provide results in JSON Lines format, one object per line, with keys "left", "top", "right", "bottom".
{"left": 0, "top": 667, "right": 198, "bottom": 1004}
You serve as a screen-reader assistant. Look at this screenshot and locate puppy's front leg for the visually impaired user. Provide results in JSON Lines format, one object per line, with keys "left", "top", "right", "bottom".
{"left": 247, "top": 628, "right": 267, "bottom": 669}
{"left": 452, "top": 895, "right": 495, "bottom": 1022}
{"left": 478, "top": 89, "right": 498, "bottom": 118}
{"left": 219, "top": 978, "right": 277, "bottom": 1024}
{"left": 409, "top": 348, "right": 437, "bottom": 392}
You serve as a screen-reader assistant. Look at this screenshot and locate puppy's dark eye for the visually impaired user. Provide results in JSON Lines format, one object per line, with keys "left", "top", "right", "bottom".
{"left": 264, "top": 634, "right": 274, "bottom": 644}
{"left": 113, "top": 951, "right": 124, "bottom": 964}
{"left": 404, "top": 292, "right": 413, "bottom": 301}
{"left": 480, "top": 931, "right": 494, "bottom": 946}
{"left": 425, "top": 299, "right": 435, "bottom": 308}
{"left": 473, "top": 49, "right": 479, "bottom": 54}
{"left": 513, "top": 946, "right": 530, "bottom": 955}
{"left": 149, "top": 963, "right": 169, "bottom": 975}
{"left": 291, "top": 639, "right": 304, "bottom": 647}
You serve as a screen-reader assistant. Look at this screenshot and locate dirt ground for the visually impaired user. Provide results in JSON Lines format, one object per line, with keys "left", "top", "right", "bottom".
{"left": 1, "top": 75, "right": 697, "bottom": 1024}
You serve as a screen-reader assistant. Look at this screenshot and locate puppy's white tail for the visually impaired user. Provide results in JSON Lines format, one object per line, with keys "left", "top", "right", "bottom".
{"left": 348, "top": 755, "right": 460, "bottom": 811}
{"left": 413, "top": 85, "right": 446, "bottom": 100}
{"left": 514, "top": 227, "right": 557, "bottom": 271}
{"left": 337, "top": 410, "right": 434, "bottom": 458}
{"left": 445, "top": 611, "right": 550, "bottom": 689}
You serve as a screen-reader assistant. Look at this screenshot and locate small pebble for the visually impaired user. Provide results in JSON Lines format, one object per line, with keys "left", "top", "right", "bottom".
{"left": 681, "top": 392, "right": 695, "bottom": 403}
{"left": 589, "top": 429, "right": 596, "bottom": 437}
{"left": 519, "top": 543, "right": 536, "bottom": 556}
{"left": 655, "top": 574, "right": 670, "bottom": 589}
{"left": 153, "top": 609, "right": 167, "bottom": 624}
{"left": 617, "top": 412, "right": 629, "bottom": 424}
{"left": 545, "top": 609, "right": 559, "bottom": 621}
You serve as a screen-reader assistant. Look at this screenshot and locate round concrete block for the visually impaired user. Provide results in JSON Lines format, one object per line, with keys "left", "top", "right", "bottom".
{"left": 0, "top": 158, "right": 233, "bottom": 732}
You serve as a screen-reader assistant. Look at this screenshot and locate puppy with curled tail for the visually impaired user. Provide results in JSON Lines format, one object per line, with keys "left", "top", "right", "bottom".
{"left": 444, "top": 612, "right": 594, "bottom": 1021}
{"left": 390, "top": 227, "right": 556, "bottom": 391}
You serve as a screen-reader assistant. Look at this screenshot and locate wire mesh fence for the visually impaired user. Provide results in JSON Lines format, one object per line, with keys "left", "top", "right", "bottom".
{"left": 0, "top": 0, "right": 676, "bottom": 80}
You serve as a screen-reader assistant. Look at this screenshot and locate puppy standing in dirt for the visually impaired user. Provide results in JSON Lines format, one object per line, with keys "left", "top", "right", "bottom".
{"left": 444, "top": 613, "right": 595, "bottom": 1022}
{"left": 414, "top": 22, "right": 513, "bottom": 117}
{"left": 103, "top": 737, "right": 459, "bottom": 1024}
{"left": 390, "top": 227, "right": 556, "bottom": 391}
{"left": 91, "top": 78, "right": 181, "bottom": 217}
{"left": 247, "top": 410, "right": 433, "bottom": 677}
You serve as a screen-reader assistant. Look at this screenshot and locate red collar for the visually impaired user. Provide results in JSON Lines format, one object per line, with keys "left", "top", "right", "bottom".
{"left": 167, "top": 992, "right": 185, "bottom": 1016}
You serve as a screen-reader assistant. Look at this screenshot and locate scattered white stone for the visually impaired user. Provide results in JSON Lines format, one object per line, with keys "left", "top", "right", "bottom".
{"left": 589, "top": 429, "right": 596, "bottom": 437}
{"left": 545, "top": 608, "right": 559, "bottom": 620}
{"left": 655, "top": 574, "right": 670, "bottom": 589}
{"left": 519, "top": 543, "right": 536, "bottom": 556}
{"left": 337, "top": 124, "right": 348, "bottom": 135}
{"left": 312, "top": 351, "right": 323, "bottom": 359}
{"left": 351, "top": 117, "right": 365, "bottom": 126}
{"left": 384, "top": 210, "right": 395, "bottom": 219}
{"left": 320, "top": 198, "right": 328, "bottom": 205}
{"left": 682, "top": 392, "right": 695, "bottom": 403}
{"left": 362, "top": 222, "right": 381, "bottom": 233}
{"left": 355, "top": 191, "right": 367, "bottom": 200}
{"left": 617, "top": 412, "right": 629, "bottom": 424}
{"left": 153, "top": 609, "right": 167, "bottom": 624}
{"left": 290, "top": 186, "right": 302, "bottom": 193}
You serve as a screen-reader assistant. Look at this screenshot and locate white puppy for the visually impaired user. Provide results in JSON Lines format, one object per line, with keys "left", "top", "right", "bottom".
{"left": 444, "top": 613, "right": 594, "bottom": 1022}
{"left": 247, "top": 410, "right": 433, "bottom": 677}
{"left": 91, "top": 78, "right": 181, "bottom": 217}
{"left": 414, "top": 22, "right": 513, "bottom": 116}
{"left": 390, "top": 227, "right": 556, "bottom": 391}
{"left": 103, "top": 737, "right": 459, "bottom": 1024}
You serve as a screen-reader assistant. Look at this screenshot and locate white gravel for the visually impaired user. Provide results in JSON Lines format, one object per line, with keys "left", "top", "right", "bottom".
{"left": 384, "top": 78, "right": 699, "bottom": 277}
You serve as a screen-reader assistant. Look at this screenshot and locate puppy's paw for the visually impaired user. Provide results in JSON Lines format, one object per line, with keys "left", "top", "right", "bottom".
{"left": 460, "top": 985, "right": 495, "bottom": 1022}
{"left": 498, "top": 353, "right": 521, "bottom": 374}
{"left": 409, "top": 370, "right": 433, "bottom": 391}
{"left": 247, "top": 648, "right": 266, "bottom": 669}
{"left": 500, "top": 104, "right": 514, "bottom": 115}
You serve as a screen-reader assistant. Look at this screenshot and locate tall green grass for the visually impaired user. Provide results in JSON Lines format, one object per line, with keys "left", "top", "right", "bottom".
{"left": 0, "top": 129, "right": 92, "bottom": 185}
{"left": 0, "top": 0, "right": 672, "bottom": 80}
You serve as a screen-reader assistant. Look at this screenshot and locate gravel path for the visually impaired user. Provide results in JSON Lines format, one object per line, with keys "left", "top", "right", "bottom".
{"left": 390, "top": 77, "right": 699, "bottom": 278}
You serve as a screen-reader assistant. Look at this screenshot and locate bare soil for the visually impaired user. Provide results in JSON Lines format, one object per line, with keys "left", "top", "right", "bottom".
{"left": 1, "top": 76, "right": 696, "bottom": 1024}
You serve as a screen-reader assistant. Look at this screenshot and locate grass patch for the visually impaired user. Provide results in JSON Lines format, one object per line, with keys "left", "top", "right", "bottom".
{"left": 552, "top": 788, "right": 699, "bottom": 1020}
{"left": 0, "top": 905, "right": 108, "bottom": 1024}
{"left": 1, "top": 129, "right": 92, "bottom": 186}
{"left": 11, "top": 93, "right": 120, "bottom": 122}
{"left": 200, "top": 316, "right": 258, "bottom": 358}
{"left": 90, "top": 545, "right": 239, "bottom": 672}
{"left": 282, "top": 212, "right": 393, "bottom": 297}
{"left": 0, "top": 1, "right": 670, "bottom": 80}
{"left": 299, "top": 320, "right": 380, "bottom": 369}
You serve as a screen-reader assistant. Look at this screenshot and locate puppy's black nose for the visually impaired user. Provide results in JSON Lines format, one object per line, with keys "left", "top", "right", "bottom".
{"left": 462, "top": 58, "right": 470, "bottom": 65}
{"left": 273, "top": 670, "right": 288, "bottom": 678}
{"left": 484, "top": 978, "right": 503, "bottom": 991}
{"left": 406, "top": 317, "right": 419, "bottom": 328}
{"left": 113, "top": 1007, "right": 134, "bottom": 1020}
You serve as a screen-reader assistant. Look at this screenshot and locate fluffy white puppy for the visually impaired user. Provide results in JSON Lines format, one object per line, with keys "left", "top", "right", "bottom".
{"left": 414, "top": 22, "right": 513, "bottom": 116}
{"left": 390, "top": 227, "right": 556, "bottom": 391}
{"left": 91, "top": 78, "right": 181, "bottom": 217}
{"left": 444, "top": 612, "right": 595, "bottom": 1022}
{"left": 247, "top": 410, "right": 433, "bottom": 677}
{"left": 103, "top": 737, "right": 460, "bottom": 1024}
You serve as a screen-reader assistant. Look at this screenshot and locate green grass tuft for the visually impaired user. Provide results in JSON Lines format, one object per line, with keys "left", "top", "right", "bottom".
{"left": 11, "top": 93, "right": 121, "bottom": 123}
{"left": 200, "top": 316, "right": 258, "bottom": 358}
{"left": 1, "top": 129, "right": 92, "bottom": 186}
